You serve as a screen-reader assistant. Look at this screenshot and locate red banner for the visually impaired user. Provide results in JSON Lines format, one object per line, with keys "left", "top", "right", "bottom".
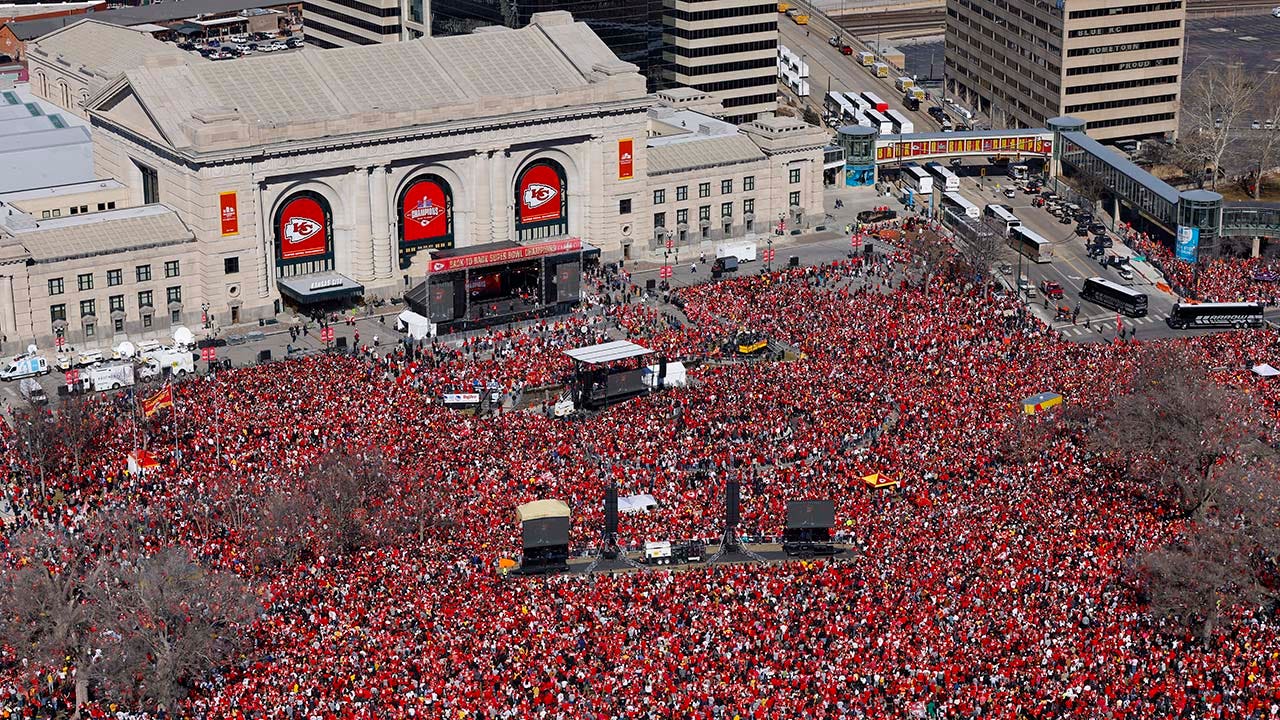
{"left": 618, "top": 138, "right": 634, "bottom": 180}
{"left": 219, "top": 191, "right": 239, "bottom": 237}
{"left": 428, "top": 237, "right": 582, "bottom": 274}
{"left": 401, "top": 178, "right": 451, "bottom": 245}
{"left": 200, "top": 347, "right": 217, "bottom": 362}
{"left": 518, "top": 162, "right": 565, "bottom": 225}
{"left": 142, "top": 385, "right": 174, "bottom": 418}
{"left": 278, "top": 195, "right": 329, "bottom": 261}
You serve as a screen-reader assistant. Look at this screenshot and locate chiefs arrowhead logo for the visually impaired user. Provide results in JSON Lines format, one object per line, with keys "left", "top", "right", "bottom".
{"left": 431, "top": 261, "right": 446, "bottom": 272}
{"left": 284, "top": 217, "right": 321, "bottom": 244}
{"left": 523, "top": 183, "right": 558, "bottom": 210}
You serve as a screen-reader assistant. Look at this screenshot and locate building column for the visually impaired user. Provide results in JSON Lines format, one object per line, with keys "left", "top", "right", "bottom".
{"left": 370, "top": 165, "right": 393, "bottom": 279}
{"left": 1253, "top": 236, "right": 1262, "bottom": 258}
{"left": 0, "top": 274, "right": 16, "bottom": 349}
{"left": 349, "top": 167, "right": 373, "bottom": 281}
{"left": 489, "top": 147, "right": 510, "bottom": 244}
{"left": 257, "top": 181, "right": 273, "bottom": 299}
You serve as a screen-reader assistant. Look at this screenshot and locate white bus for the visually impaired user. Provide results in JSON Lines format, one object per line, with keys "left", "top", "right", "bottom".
{"left": 925, "top": 161, "right": 961, "bottom": 191}
{"left": 984, "top": 203, "right": 1021, "bottom": 235}
{"left": 824, "top": 92, "right": 861, "bottom": 124}
{"left": 942, "top": 191, "right": 980, "bottom": 219}
{"left": 902, "top": 163, "right": 934, "bottom": 195}
{"left": 860, "top": 90, "right": 888, "bottom": 112}
{"left": 1009, "top": 226, "right": 1054, "bottom": 263}
{"left": 885, "top": 108, "right": 914, "bottom": 134}
{"left": 864, "top": 108, "right": 894, "bottom": 133}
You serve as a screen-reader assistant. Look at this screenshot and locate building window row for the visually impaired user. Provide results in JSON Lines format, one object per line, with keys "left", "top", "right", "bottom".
{"left": 303, "top": 3, "right": 401, "bottom": 33}
{"left": 666, "top": 3, "right": 775, "bottom": 22}
{"left": 693, "top": 75, "right": 776, "bottom": 94}
{"left": 1065, "top": 93, "right": 1177, "bottom": 114}
{"left": 1066, "top": 37, "right": 1179, "bottom": 58}
{"left": 303, "top": 16, "right": 385, "bottom": 45}
{"left": 664, "top": 21, "right": 776, "bottom": 40}
{"left": 1065, "top": 56, "right": 1179, "bottom": 76}
{"left": 666, "top": 38, "right": 777, "bottom": 58}
{"left": 671, "top": 57, "right": 777, "bottom": 76}
{"left": 1085, "top": 112, "right": 1177, "bottom": 129}
{"left": 304, "top": 0, "right": 401, "bottom": 18}
{"left": 48, "top": 262, "right": 178, "bottom": 299}
{"left": 1067, "top": 19, "right": 1180, "bottom": 38}
{"left": 722, "top": 92, "right": 776, "bottom": 109}
{"left": 1066, "top": 74, "right": 1179, "bottom": 96}
{"left": 1068, "top": 1, "right": 1180, "bottom": 18}
{"left": 655, "top": 176, "right": 755, "bottom": 212}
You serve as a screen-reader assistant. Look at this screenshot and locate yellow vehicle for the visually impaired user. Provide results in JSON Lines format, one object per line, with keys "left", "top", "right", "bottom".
{"left": 777, "top": 1, "right": 792, "bottom": 11}
{"left": 793, "top": 13, "right": 809, "bottom": 24}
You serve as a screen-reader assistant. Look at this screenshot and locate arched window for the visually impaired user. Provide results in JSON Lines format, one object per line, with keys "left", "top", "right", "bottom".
{"left": 396, "top": 174, "right": 454, "bottom": 269}
{"left": 513, "top": 158, "right": 568, "bottom": 242}
{"left": 273, "top": 190, "right": 335, "bottom": 278}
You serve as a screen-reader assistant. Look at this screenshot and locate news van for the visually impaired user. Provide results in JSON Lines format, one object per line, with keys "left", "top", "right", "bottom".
{"left": 0, "top": 354, "right": 50, "bottom": 381}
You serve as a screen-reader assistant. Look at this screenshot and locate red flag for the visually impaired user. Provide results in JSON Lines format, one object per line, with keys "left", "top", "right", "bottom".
{"left": 141, "top": 385, "right": 174, "bottom": 418}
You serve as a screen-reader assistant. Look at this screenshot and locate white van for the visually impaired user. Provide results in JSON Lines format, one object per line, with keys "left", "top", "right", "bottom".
{"left": 87, "top": 363, "right": 135, "bottom": 392}
{"left": 19, "top": 378, "right": 48, "bottom": 405}
{"left": 715, "top": 240, "right": 758, "bottom": 263}
{"left": 141, "top": 347, "right": 195, "bottom": 378}
{"left": 0, "top": 355, "right": 49, "bottom": 381}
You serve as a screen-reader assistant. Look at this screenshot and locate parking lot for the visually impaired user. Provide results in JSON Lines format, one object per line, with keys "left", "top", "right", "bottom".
{"left": 176, "top": 32, "right": 304, "bottom": 60}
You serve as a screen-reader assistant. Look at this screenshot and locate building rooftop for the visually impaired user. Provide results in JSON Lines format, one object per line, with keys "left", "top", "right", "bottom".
{"left": 647, "top": 108, "right": 739, "bottom": 145}
{"left": 27, "top": 19, "right": 199, "bottom": 87}
{"left": 0, "top": 178, "right": 124, "bottom": 202}
{"left": 647, "top": 134, "right": 765, "bottom": 175}
{"left": 5, "top": 0, "right": 292, "bottom": 33}
{"left": 87, "top": 11, "right": 647, "bottom": 156}
{"left": 0, "top": 204, "right": 195, "bottom": 263}
{"left": 0, "top": 1, "right": 102, "bottom": 21}
{"left": 0, "top": 83, "right": 92, "bottom": 193}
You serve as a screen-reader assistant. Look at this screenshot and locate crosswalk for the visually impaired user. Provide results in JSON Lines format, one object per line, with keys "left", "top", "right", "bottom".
{"left": 1055, "top": 313, "right": 1163, "bottom": 336}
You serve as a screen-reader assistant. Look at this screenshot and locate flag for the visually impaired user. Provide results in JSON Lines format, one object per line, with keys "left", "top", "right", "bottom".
{"left": 142, "top": 385, "right": 174, "bottom": 418}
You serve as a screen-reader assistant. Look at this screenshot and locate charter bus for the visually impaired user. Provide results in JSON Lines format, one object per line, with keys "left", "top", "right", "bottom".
{"left": 1009, "top": 225, "right": 1054, "bottom": 263}
{"left": 902, "top": 163, "right": 934, "bottom": 195}
{"left": 925, "top": 161, "right": 961, "bottom": 191}
{"left": 864, "top": 108, "right": 894, "bottom": 133}
{"left": 860, "top": 90, "right": 889, "bottom": 112}
{"left": 1081, "top": 276, "right": 1147, "bottom": 316}
{"left": 942, "top": 191, "right": 980, "bottom": 219}
{"left": 1167, "top": 301, "right": 1265, "bottom": 329}
{"left": 984, "top": 203, "right": 1021, "bottom": 235}
{"left": 885, "top": 108, "right": 914, "bottom": 134}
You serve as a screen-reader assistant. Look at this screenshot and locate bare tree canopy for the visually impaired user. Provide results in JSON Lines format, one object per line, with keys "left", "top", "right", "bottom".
{"left": 1180, "top": 60, "right": 1255, "bottom": 190}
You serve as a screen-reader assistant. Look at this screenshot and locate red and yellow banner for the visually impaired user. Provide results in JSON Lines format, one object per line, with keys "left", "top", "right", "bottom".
{"left": 618, "top": 138, "right": 634, "bottom": 180}
{"left": 142, "top": 385, "right": 174, "bottom": 418}
{"left": 875, "top": 135, "right": 1052, "bottom": 162}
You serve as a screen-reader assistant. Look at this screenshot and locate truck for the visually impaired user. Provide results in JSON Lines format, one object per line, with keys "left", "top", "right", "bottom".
{"left": 643, "top": 540, "right": 705, "bottom": 565}
{"left": 86, "top": 363, "right": 135, "bottom": 392}
{"left": 716, "top": 240, "right": 758, "bottom": 263}
{"left": 856, "top": 51, "right": 875, "bottom": 66}
{"left": 643, "top": 541, "right": 675, "bottom": 566}
{"left": 0, "top": 354, "right": 49, "bottom": 381}
{"left": 777, "top": 1, "right": 791, "bottom": 11}
{"left": 895, "top": 76, "right": 914, "bottom": 91}
{"left": 19, "top": 378, "right": 48, "bottom": 405}
{"left": 140, "top": 346, "right": 195, "bottom": 379}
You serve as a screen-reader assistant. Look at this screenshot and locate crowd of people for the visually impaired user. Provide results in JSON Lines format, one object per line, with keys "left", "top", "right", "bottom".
{"left": 1121, "top": 224, "right": 1280, "bottom": 305}
{"left": 3, "top": 229, "right": 1280, "bottom": 719}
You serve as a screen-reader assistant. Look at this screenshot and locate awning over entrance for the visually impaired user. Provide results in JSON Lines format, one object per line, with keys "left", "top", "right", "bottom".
{"left": 277, "top": 272, "right": 364, "bottom": 304}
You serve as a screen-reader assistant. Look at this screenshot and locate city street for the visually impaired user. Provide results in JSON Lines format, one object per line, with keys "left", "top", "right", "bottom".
{"left": 777, "top": 14, "right": 944, "bottom": 133}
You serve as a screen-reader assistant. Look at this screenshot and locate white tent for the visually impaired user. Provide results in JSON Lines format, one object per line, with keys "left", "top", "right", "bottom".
{"left": 618, "top": 493, "right": 658, "bottom": 514}
{"left": 642, "top": 361, "right": 687, "bottom": 389}
{"left": 396, "top": 309, "right": 434, "bottom": 340}
{"left": 1252, "top": 363, "right": 1279, "bottom": 378}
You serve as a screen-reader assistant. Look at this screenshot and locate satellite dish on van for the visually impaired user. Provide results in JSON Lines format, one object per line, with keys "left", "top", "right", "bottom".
{"left": 26, "top": 344, "right": 36, "bottom": 355}
{"left": 172, "top": 326, "right": 195, "bottom": 348}
{"left": 115, "top": 341, "right": 136, "bottom": 358}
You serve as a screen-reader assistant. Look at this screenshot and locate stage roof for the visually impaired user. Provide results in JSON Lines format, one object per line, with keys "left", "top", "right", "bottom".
{"left": 563, "top": 340, "right": 653, "bottom": 365}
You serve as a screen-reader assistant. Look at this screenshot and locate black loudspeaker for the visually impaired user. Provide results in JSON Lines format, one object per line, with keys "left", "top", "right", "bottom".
{"left": 726, "top": 478, "right": 741, "bottom": 527}
{"left": 863, "top": 244, "right": 873, "bottom": 257}
{"left": 789, "top": 255, "right": 800, "bottom": 267}
{"left": 786, "top": 500, "right": 835, "bottom": 529}
{"left": 604, "top": 481, "right": 619, "bottom": 536}
{"left": 646, "top": 278, "right": 656, "bottom": 290}
{"left": 658, "top": 357, "right": 668, "bottom": 380}
{"left": 57, "top": 384, "right": 70, "bottom": 397}
{"left": 335, "top": 336, "right": 348, "bottom": 349}
{"left": 257, "top": 349, "right": 272, "bottom": 363}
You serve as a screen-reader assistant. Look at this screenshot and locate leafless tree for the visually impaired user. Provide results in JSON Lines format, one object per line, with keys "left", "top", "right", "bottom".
{"left": 0, "top": 530, "right": 103, "bottom": 717}
{"left": 309, "top": 448, "right": 392, "bottom": 554}
{"left": 8, "top": 402, "right": 60, "bottom": 504}
{"left": 1180, "top": 60, "right": 1253, "bottom": 190}
{"left": 89, "top": 547, "right": 259, "bottom": 714}
{"left": 1070, "top": 166, "right": 1108, "bottom": 215}
{"left": 253, "top": 489, "right": 320, "bottom": 569}
{"left": 955, "top": 226, "right": 1008, "bottom": 283}
{"left": 1238, "top": 76, "right": 1280, "bottom": 199}
{"left": 57, "top": 394, "right": 108, "bottom": 480}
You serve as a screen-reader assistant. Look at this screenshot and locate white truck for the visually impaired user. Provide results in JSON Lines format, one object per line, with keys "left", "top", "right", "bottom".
{"left": 643, "top": 541, "right": 674, "bottom": 566}
{"left": 715, "top": 240, "right": 758, "bottom": 263}
{"left": 87, "top": 363, "right": 135, "bottom": 392}
{"left": 139, "top": 347, "right": 195, "bottom": 379}
{"left": 0, "top": 355, "right": 50, "bottom": 381}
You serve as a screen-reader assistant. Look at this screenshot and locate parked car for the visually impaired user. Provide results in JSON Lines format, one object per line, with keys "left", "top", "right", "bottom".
{"left": 839, "top": 44, "right": 853, "bottom": 55}
{"left": 1093, "top": 234, "right": 1113, "bottom": 248}
{"left": 177, "top": 41, "right": 196, "bottom": 50}
{"left": 229, "top": 34, "right": 250, "bottom": 43}
{"left": 1059, "top": 213, "right": 1074, "bottom": 224}
{"left": 1075, "top": 225, "right": 1089, "bottom": 237}
{"left": 1089, "top": 222, "right": 1107, "bottom": 235}
{"left": 1003, "top": 187, "right": 1016, "bottom": 198}
{"left": 1017, "top": 278, "right": 1037, "bottom": 298}
{"left": 287, "top": 37, "right": 305, "bottom": 48}
{"left": 998, "top": 262, "right": 1013, "bottom": 275}
{"left": 269, "top": 41, "right": 288, "bottom": 51}
{"left": 1117, "top": 267, "right": 1134, "bottom": 280}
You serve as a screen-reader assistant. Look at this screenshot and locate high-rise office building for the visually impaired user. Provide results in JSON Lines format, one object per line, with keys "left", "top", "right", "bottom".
{"left": 945, "top": 0, "right": 1184, "bottom": 141}
{"left": 431, "top": 0, "right": 668, "bottom": 91}
{"left": 662, "top": 0, "right": 778, "bottom": 124}
{"left": 304, "top": 0, "right": 427, "bottom": 47}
